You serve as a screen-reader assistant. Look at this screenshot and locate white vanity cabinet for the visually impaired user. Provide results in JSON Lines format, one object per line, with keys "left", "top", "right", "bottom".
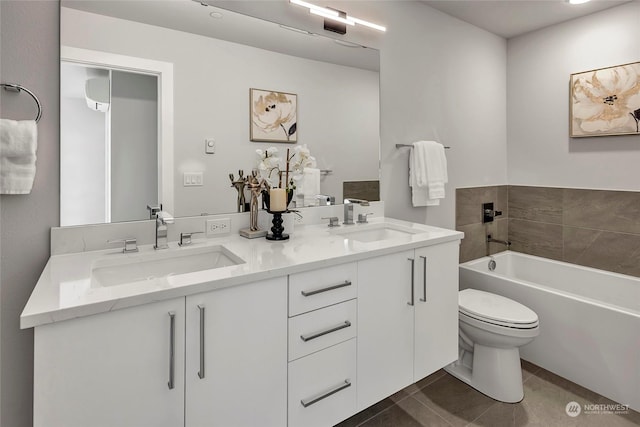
{"left": 34, "top": 297, "right": 186, "bottom": 427}
{"left": 357, "top": 241, "right": 459, "bottom": 410}
{"left": 185, "top": 276, "right": 287, "bottom": 427}
{"left": 33, "top": 276, "right": 287, "bottom": 427}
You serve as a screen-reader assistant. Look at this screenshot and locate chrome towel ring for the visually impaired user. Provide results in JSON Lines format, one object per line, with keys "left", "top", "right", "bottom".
{"left": 1, "top": 83, "right": 42, "bottom": 123}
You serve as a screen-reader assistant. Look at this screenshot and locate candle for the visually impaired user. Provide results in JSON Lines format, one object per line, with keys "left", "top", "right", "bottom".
{"left": 270, "top": 188, "right": 287, "bottom": 212}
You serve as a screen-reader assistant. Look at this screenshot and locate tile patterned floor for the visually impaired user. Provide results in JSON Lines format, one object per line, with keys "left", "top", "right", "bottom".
{"left": 336, "top": 361, "right": 640, "bottom": 427}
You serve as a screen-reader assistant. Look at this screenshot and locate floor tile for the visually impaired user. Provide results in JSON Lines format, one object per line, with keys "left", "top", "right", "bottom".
{"left": 335, "top": 389, "right": 410, "bottom": 427}
{"left": 404, "top": 369, "right": 447, "bottom": 395}
{"left": 337, "top": 361, "right": 640, "bottom": 427}
{"left": 411, "top": 373, "right": 497, "bottom": 427}
{"left": 358, "top": 396, "right": 452, "bottom": 427}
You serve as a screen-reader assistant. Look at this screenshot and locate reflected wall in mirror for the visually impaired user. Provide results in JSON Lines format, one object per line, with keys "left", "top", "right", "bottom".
{"left": 60, "top": 1, "right": 381, "bottom": 226}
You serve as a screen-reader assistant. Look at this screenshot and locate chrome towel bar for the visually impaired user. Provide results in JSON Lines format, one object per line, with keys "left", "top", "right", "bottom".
{"left": 396, "top": 143, "right": 450, "bottom": 149}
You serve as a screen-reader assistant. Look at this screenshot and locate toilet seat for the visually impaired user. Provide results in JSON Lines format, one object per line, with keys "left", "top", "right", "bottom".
{"left": 459, "top": 289, "right": 539, "bottom": 329}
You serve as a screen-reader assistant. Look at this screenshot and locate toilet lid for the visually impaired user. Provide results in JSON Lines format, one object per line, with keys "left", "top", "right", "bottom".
{"left": 459, "top": 289, "right": 538, "bottom": 326}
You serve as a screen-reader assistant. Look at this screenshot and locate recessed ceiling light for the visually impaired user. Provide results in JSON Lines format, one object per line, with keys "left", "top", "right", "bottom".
{"left": 568, "top": 0, "right": 591, "bottom": 4}
{"left": 209, "top": 11, "right": 223, "bottom": 19}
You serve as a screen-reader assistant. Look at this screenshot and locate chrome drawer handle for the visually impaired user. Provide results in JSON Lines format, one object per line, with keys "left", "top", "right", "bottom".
{"left": 300, "top": 321, "right": 351, "bottom": 342}
{"left": 408, "top": 258, "right": 415, "bottom": 306}
{"left": 420, "top": 256, "right": 427, "bottom": 302}
{"left": 197, "top": 305, "right": 205, "bottom": 379}
{"left": 300, "top": 379, "right": 352, "bottom": 408}
{"left": 168, "top": 312, "right": 176, "bottom": 390}
{"left": 301, "top": 280, "right": 352, "bottom": 297}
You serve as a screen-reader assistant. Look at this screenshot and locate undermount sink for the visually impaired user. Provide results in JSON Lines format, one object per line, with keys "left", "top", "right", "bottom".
{"left": 332, "top": 223, "right": 421, "bottom": 243}
{"left": 90, "top": 245, "right": 244, "bottom": 288}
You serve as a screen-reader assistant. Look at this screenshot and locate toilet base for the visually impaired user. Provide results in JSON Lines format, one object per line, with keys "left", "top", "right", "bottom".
{"left": 444, "top": 344, "right": 524, "bottom": 403}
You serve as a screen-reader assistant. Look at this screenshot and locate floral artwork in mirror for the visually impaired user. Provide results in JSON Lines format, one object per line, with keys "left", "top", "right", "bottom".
{"left": 570, "top": 62, "right": 640, "bottom": 137}
{"left": 250, "top": 88, "right": 297, "bottom": 142}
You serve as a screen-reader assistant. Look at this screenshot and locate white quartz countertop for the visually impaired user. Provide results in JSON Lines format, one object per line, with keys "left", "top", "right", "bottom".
{"left": 21, "top": 217, "right": 462, "bottom": 329}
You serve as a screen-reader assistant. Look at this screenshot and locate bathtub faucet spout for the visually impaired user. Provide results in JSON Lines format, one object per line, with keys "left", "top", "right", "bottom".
{"left": 487, "top": 234, "right": 511, "bottom": 248}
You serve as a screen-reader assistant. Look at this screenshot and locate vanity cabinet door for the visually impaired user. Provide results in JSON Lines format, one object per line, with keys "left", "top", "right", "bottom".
{"left": 357, "top": 250, "right": 415, "bottom": 410}
{"left": 413, "top": 241, "right": 460, "bottom": 380}
{"left": 185, "top": 277, "right": 287, "bottom": 427}
{"left": 33, "top": 298, "right": 186, "bottom": 427}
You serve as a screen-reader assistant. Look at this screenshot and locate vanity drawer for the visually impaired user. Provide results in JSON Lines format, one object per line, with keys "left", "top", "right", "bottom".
{"left": 289, "top": 299, "right": 356, "bottom": 361}
{"left": 288, "top": 339, "right": 356, "bottom": 427}
{"left": 289, "top": 262, "right": 357, "bottom": 316}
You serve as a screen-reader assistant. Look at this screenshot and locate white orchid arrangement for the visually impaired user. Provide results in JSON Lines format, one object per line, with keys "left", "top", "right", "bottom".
{"left": 255, "top": 144, "right": 316, "bottom": 190}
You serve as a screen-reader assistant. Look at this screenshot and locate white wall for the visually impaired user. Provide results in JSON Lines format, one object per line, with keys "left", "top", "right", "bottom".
{"left": 507, "top": 1, "right": 640, "bottom": 190}
{"left": 61, "top": 7, "right": 380, "bottom": 217}
{"left": 378, "top": 2, "right": 508, "bottom": 228}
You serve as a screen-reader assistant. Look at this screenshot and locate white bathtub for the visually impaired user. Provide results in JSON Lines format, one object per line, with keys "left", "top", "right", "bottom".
{"left": 459, "top": 251, "right": 640, "bottom": 412}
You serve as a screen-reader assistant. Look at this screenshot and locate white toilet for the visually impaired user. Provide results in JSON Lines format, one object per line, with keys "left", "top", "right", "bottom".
{"left": 444, "top": 288, "right": 539, "bottom": 403}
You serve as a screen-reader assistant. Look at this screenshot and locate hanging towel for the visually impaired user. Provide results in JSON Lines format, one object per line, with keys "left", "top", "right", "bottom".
{"left": 296, "top": 167, "right": 321, "bottom": 207}
{"left": 0, "top": 119, "right": 38, "bottom": 194}
{"left": 409, "top": 140, "right": 448, "bottom": 207}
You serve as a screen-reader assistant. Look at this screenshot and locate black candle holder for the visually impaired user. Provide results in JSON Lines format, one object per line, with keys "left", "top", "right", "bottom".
{"left": 266, "top": 210, "right": 289, "bottom": 241}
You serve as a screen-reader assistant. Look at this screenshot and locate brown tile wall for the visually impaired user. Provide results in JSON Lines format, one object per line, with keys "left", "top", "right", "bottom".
{"left": 456, "top": 186, "right": 509, "bottom": 263}
{"left": 343, "top": 180, "right": 380, "bottom": 202}
{"left": 456, "top": 185, "right": 640, "bottom": 278}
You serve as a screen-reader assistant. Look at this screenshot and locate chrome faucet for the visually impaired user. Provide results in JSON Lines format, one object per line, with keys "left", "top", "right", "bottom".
{"left": 487, "top": 234, "right": 511, "bottom": 248}
{"left": 154, "top": 210, "right": 174, "bottom": 249}
{"left": 343, "top": 198, "right": 370, "bottom": 225}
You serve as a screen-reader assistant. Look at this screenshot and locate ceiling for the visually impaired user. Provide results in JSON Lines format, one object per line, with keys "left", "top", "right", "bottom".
{"left": 421, "top": 0, "right": 632, "bottom": 39}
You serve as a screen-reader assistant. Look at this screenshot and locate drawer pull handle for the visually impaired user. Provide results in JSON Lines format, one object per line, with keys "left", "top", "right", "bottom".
{"left": 300, "top": 321, "right": 352, "bottom": 342}
{"left": 301, "top": 379, "right": 352, "bottom": 408}
{"left": 168, "top": 312, "right": 176, "bottom": 390}
{"left": 408, "top": 258, "right": 415, "bottom": 306}
{"left": 420, "top": 256, "right": 427, "bottom": 302}
{"left": 197, "top": 305, "right": 205, "bottom": 379}
{"left": 301, "top": 280, "right": 352, "bottom": 297}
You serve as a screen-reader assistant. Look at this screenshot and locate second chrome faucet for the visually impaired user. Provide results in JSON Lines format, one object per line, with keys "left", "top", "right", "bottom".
{"left": 343, "top": 198, "right": 370, "bottom": 225}
{"left": 148, "top": 205, "right": 174, "bottom": 249}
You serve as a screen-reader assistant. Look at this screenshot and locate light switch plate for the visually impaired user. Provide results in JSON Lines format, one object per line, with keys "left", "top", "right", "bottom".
{"left": 184, "top": 172, "right": 203, "bottom": 187}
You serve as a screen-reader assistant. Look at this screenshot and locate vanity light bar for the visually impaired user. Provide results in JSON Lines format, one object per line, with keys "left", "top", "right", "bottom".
{"left": 310, "top": 9, "right": 355, "bottom": 26}
{"left": 290, "top": 0, "right": 386, "bottom": 32}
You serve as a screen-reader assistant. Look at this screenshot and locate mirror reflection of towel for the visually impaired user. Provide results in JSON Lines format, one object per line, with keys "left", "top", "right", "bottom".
{"left": 0, "top": 119, "right": 38, "bottom": 194}
{"left": 409, "top": 141, "right": 448, "bottom": 207}
{"left": 297, "top": 168, "right": 321, "bottom": 206}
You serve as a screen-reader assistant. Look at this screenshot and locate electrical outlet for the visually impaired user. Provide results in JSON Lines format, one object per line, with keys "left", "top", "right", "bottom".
{"left": 206, "top": 218, "right": 231, "bottom": 236}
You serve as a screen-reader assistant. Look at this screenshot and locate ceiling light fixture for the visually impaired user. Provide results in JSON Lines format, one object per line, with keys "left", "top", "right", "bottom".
{"left": 568, "top": 0, "right": 591, "bottom": 4}
{"left": 289, "top": 0, "right": 386, "bottom": 32}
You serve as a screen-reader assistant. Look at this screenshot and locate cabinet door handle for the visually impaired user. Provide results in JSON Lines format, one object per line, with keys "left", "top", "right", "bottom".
{"left": 407, "top": 258, "right": 415, "bottom": 306}
{"left": 168, "top": 312, "right": 176, "bottom": 390}
{"left": 300, "top": 320, "right": 351, "bottom": 342}
{"left": 420, "top": 255, "right": 427, "bottom": 302}
{"left": 301, "top": 280, "right": 351, "bottom": 297}
{"left": 197, "top": 305, "right": 205, "bottom": 379}
{"left": 300, "top": 379, "right": 352, "bottom": 408}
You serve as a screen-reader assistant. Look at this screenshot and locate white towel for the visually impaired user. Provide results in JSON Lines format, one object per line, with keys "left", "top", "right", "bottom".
{"left": 296, "top": 167, "right": 321, "bottom": 207}
{"left": 409, "top": 140, "right": 448, "bottom": 207}
{"left": 0, "top": 119, "right": 38, "bottom": 194}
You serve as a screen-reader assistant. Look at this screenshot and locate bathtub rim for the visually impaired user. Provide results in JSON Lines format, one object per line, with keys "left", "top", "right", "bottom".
{"left": 460, "top": 250, "right": 640, "bottom": 318}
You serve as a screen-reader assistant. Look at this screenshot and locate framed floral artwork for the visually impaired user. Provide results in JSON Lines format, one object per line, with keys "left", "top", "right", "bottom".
{"left": 250, "top": 88, "right": 297, "bottom": 143}
{"left": 570, "top": 62, "right": 640, "bottom": 137}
